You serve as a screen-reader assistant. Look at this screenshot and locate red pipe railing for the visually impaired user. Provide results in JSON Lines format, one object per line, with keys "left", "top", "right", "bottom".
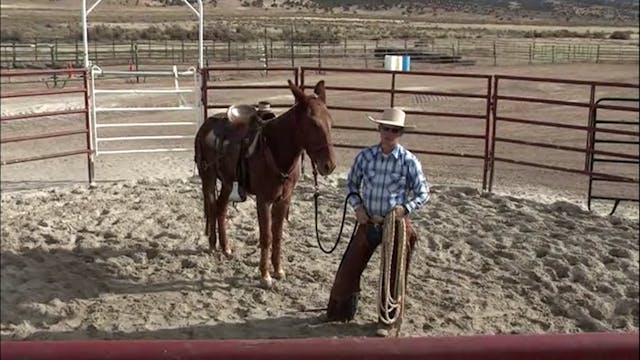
{"left": 301, "top": 66, "right": 493, "bottom": 190}
{"left": 488, "top": 75, "right": 639, "bottom": 193}
{"left": 0, "top": 68, "right": 93, "bottom": 183}
{"left": 1, "top": 332, "right": 637, "bottom": 360}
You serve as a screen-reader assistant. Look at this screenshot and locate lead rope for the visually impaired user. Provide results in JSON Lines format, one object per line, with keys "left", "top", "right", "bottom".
{"left": 377, "top": 210, "right": 407, "bottom": 336}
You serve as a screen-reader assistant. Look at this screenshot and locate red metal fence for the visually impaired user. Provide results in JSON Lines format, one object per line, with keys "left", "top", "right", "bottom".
{"left": 2, "top": 332, "right": 638, "bottom": 360}
{"left": 200, "top": 66, "right": 638, "bottom": 206}
{"left": 0, "top": 68, "right": 93, "bottom": 183}
{"left": 300, "top": 67, "right": 493, "bottom": 190}
{"left": 489, "top": 75, "right": 638, "bottom": 211}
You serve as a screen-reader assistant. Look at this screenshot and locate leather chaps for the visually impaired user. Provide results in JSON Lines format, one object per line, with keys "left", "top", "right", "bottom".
{"left": 326, "top": 218, "right": 418, "bottom": 322}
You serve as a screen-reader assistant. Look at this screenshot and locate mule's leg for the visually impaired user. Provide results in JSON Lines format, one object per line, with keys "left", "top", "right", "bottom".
{"left": 206, "top": 186, "right": 217, "bottom": 252}
{"left": 216, "top": 181, "right": 233, "bottom": 257}
{"left": 256, "top": 199, "right": 274, "bottom": 288}
{"left": 271, "top": 197, "right": 291, "bottom": 280}
{"left": 201, "top": 178, "right": 210, "bottom": 237}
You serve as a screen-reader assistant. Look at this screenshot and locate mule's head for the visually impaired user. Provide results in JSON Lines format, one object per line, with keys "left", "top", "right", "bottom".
{"left": 288, "top": 79, "right": 336, "bottom": 176}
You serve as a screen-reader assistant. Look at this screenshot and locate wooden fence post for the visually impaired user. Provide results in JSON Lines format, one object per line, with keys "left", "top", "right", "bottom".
{"left": 227, "top": 40, "right": 231, "bottom": 62}
{"left": 49, "top": 45, "right": 55, "bottom": 68}
{"left": 54, "top": 38, "right": 59, "bottom": 64}
{"left": 552, "top": 45, "right": 555, "bottom": 63}
{"left": 34, "top": 38, "right": 38, "bottom": 62}
{"left": 596, "top": 44, "right": 600, "bottom": 63}
{"left": 492, "top": 41, "right": 497, "bottom": 66}
{"left": 528, "top": 44, "right": 532, "bottom": 64}
{"left": 181, "top": 40, "right": 185, "bottom": 63}
{"left": 12, "top": 41, "right": 17, "bottom": 68}
{"left": 75, "top": 39, "right": 79, "bottom": 66}
{"left": 364, "top": 43, "right": 368, "bottom": 69}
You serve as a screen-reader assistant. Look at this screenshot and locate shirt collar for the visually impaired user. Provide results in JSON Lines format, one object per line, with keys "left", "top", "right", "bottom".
{"left": 376, "top": 144, "right": 401, "bottom": 159}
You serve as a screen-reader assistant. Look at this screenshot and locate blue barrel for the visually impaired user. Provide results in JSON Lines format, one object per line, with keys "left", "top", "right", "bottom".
{"left": 402, "top": 55, "right": 411, "bottom": 71}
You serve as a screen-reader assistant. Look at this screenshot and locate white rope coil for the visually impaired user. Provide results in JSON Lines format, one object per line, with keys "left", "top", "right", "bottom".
{"left": 377, "top": 210, "right": 407, "bottom": 330}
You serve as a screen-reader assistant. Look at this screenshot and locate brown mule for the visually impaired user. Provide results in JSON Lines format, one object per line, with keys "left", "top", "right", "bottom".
{"left": 195, "top": 80, "right": 337, "bottom": 288}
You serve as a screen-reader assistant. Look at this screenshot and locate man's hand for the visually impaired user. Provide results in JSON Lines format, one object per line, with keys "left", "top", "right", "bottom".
{"left": 393, "top": 205, "right": 406, "bottom": 218}
{"left": 355, "top": 206, "right": 370, "bottom": 224}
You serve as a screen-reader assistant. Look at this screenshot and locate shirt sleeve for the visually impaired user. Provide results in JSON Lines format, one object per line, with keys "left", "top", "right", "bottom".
{"left": 404, "top": 155, "right": 430, "bottom": 214}
{"left": 346, "top": 151, "right": 365, "bottom": 210}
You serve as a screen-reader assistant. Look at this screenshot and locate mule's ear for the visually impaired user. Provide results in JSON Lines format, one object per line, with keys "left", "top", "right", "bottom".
{"left": 288, "top": 79, "right": 306, "bottom": 103}
{"left": 314, "top": 80, "right": 326, "bottom": 103}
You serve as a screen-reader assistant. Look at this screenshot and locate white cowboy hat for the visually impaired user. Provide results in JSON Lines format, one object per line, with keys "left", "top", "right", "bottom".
{"left": 257, "top": 101, "right": 271, "bottom": 111}
{"left": 366, "top": 108, "right": 415, "bottom": 129}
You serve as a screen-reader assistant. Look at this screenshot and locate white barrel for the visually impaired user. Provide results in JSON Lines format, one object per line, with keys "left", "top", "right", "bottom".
{"left": 384, "top": 55, "right": 394, "bottom": 70}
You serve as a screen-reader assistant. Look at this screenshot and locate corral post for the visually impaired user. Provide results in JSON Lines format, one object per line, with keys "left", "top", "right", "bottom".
{"left": 596, "top": 44, "right": 600, "bottom": 63}
{"left": 552, "top": 45, "right": 556, "bottom": 63}
{"left": 181, "top": 40, "right": 185, "bottom": 63}
{"left": 75, "top": 39, "right": 79, "bottom": 66}
{"left": 317, "top": 43, "right": 322, "bottom": 71}
{"left": 488, "top": 76, "right": 499, "bottom": 192}
{"left": 364, "top": 43, "right": 368, "bottom": 69}
{"left": 49, "top": 45, "right": 55, "bottom": 68}
{"left": 492, "top": 41, "right": 497, "bottom": 66}
{"left": 585, "top": 85, "right": 596, "bottom": 172}
{"left": 211, "top": 40, "right": 215, "bottom": 61}
{"left": 93, "top": 40, "right": 98, "bottom": 64}
{"left": 54, "top": 38, "right": 59, "bottom": 64}
{"left": 227, "top": 41, "right": 231, "bottom": 62}
{"left": 134, "top": 43, "right": 140, "bottom": 83}
{"left": 390, "top": 72, "right": 396, "bottom": 107}
{"left": 289, "top": 40, "right": 295, "bottom": 67}
{"left": 11, "top": 41, "right": 16, "bottom": 68}
{"left": 263, "top": 29, "right": 269, "bottom": 76}
{"left": 112, "top": 39, "right": 116, "bottom": 60}
{"left": 483, "top": 76, "right": 492, "bottom": 191}
{"left": 344, "top": 38, "right": 347, "bottom": 58}
{"left": 528, "top": 44, "right": 532, "bottom": 64}
{"left": 82, "top": 70, "right": 95, "bottom": 185}
{"left": 34, "top": 38, "right": 39, "bottom": 62}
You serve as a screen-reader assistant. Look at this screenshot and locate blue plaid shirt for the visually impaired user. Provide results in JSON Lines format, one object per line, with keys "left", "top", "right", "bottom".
{"left": 347, "top": 144, "right": 430, "bottom": 217}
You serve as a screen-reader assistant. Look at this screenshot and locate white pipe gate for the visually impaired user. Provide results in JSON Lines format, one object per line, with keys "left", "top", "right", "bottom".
{"left": 88, "top": 65, "right": 201, "bottom": 180}
{"left": 81, "top": 0, "right": 204, "bottom": 182}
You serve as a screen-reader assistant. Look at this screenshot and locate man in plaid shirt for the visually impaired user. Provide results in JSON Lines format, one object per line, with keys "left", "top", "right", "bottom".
{"left": 326, "top": 108, "right": 430, "bottom": 337}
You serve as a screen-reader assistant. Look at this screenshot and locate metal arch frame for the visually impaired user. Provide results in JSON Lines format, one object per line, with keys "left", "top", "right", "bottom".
{"left": 82, "top": 0, "right": 204, "bottom": 69}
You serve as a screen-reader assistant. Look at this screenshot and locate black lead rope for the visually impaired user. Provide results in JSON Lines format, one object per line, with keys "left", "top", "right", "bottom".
{"left": 312, "top": 164, "right": 362, "bottom": 254}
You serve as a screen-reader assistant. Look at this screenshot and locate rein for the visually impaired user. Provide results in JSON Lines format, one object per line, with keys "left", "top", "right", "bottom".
{"left": 311, "top": 161, "right": 360, "bottom": 254}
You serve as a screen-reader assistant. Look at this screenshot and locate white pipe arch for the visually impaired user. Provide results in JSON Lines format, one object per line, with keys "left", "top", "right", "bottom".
{"left": 81, "top": 0, "right": 204, "bottom": 69}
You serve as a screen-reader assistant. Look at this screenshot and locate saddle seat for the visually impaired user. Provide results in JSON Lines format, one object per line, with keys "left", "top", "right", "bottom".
{"left": 209, "top": 104, "right": 276, "bottom": 201}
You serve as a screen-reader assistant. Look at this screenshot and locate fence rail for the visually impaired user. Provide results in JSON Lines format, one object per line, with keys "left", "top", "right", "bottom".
{"left": 0, "top": 68, "right": 93, "bottom": 182}
{"left": 1, "top": 38, "right": 638, "bottom": 69}
{"left": 2, "top": 65, "right": 638, "bottom": 212}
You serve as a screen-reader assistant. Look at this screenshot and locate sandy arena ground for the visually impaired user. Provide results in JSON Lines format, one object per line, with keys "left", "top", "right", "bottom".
{"left": 0, "top": 62, "right": 638, "bottom": 340}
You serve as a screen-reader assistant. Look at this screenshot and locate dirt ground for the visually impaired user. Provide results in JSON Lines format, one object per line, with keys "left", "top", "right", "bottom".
{"left": 1, "top": 61, "right": 639, "bottom": 341}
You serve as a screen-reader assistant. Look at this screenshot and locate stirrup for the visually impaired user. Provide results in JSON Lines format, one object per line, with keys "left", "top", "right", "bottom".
{"left": 229, "top": 181, "right": 247, "bottom": 202}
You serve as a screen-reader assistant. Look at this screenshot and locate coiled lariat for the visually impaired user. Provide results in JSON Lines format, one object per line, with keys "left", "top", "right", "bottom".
{"left": 377, "top": 209, "right": 407, "bottom": 337}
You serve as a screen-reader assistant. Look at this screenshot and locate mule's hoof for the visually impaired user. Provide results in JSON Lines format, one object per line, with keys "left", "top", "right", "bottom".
{"left": 274, "top": 269, "right": 286, "bottom": 280}
{"left": 223, "top": 248, "right": 233, "bottom": 258}
{"left": 259, "top": 276, "right": 274, "bottom": 289}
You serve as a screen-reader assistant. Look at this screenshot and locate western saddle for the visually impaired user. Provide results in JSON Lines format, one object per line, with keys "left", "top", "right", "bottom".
{"left": 210, "top": 102, "right": 276, "bottom": 202}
